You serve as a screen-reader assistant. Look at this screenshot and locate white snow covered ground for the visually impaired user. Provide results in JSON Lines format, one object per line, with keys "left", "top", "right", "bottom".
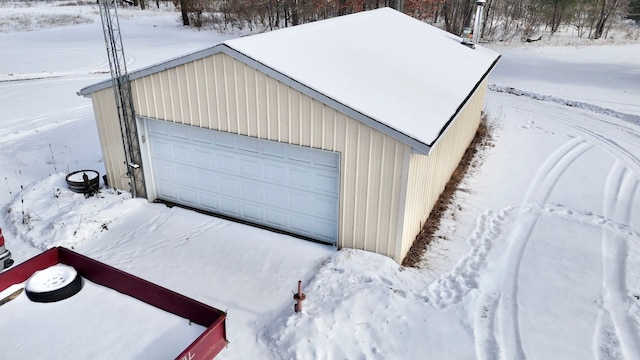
{"left": 1, "top": 2, "right": 639, "bottom": 359}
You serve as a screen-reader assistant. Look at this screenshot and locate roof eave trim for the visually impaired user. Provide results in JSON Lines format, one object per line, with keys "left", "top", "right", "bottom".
{"left": 78, "top": 44, "right": 229, "bottom": 97}
{"left": 429, "top": 54, "right": 502, "bottom": 148}
{"left": 219, "top": 45, "right": 431, "bottom": 155}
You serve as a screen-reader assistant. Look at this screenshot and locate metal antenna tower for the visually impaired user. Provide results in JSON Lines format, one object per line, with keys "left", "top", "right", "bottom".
{"left": 98, "top": 0, "right": 145, "bottom": 198}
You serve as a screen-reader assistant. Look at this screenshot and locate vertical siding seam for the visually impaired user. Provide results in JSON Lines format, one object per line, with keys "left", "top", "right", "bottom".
{"left": 145, "top": 75, "right": 160, "bottom": 117}
{"left": 395, "top": 147, "right": 411, "bottom": 261}
{"left": 297, "top": 92, "right": 302, "bottom": 145}
{"left": 176, "top": 67, "right": 184, "bottom": 123}
{"left": 287, "top": 90, "right": 293, "bottom": 144}
{"left": 318, "top": 104, "right": 322, "bottom": 148}
{"left": 184, "top": 66, "right": 192, "bottom": 125}
{"left": 261, "top": 69, "right": 267, "bottom": 139}
{"left": 233, "top": 60, "right": 242, "bottom": 134}
{"left": 142, "top": 76, "right": 153, "bottom": 114}
{"left": 363, "top": 127, "right": 373, "bottom": 251}
{"left": 330, "top": 106, "right": 337, "bottom": 151}
{"left": 308, "top": 97, "right": 314, "bottom": 147}
{"left": 195, "top": 60, "right": 203, "bottom": 128}
{"left": 375, "top": 137, "right": 386, "bottom": 252}
{"left": 244, "top": 64, "right": 252, "bottom": 137}
{"left": 159, "top": 73, "right": 167, "bottom": 120}
{"left": 353, "top": 123, "right": 362, "bottom": 249}
{"left": 168, "top": 70, "right": 176, "bottom": 122}
{"left": 276, "top": 83, "right": 282, "bottom": 142}
{"left": 287, "top": 88, "right": 292, "bottom": 144}
{"left": 268, "top": 74, "right": 273, "bottom": 140}
{"left": 254, "top": 69, "right": 259, "bottom": 137}
{"left": 222, "top": 56, "right": 231, "bottom": 132}
{"left": 203, "top": 58, "right": 212, "bottom": 129}
{"left": 212, "top": 57, "right": 221, "bottom": 129}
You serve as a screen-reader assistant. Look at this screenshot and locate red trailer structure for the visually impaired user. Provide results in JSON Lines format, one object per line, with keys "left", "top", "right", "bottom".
{"left": 0, "top": 227, "right": 13, "bottom": 269}
{"left": 0, "top": 247, "right": 227, "bottom": 360}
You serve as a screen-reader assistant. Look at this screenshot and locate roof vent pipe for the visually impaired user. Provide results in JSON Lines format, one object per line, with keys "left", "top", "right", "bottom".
{"left": 473, "top": 0, "right": 487, "bottom": 44}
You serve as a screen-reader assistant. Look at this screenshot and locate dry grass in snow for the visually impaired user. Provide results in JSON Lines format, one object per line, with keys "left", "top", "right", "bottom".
{"left": 403, "top": 113, "right": 496, "bottom": 267}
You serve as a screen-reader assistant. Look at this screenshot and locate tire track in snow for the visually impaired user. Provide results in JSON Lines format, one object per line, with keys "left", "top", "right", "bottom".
{"left": 596, "top": 161, "right": 640, "bottom": 359}
{"left": 574, "top": 126, "right": 640, "bottom": 175}
{"left": 481, "top": 138, "right": 593, "bottom": 360}
{"left": 594, "top": 307, "right": 623, "bottom": 360}
{"left": 489, "top": 85, "right": 640, "bottom": 126}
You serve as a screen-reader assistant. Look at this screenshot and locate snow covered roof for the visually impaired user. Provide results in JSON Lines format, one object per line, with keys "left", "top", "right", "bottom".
{"left": 80, "top": 8, "right": 500, "bottom": 153}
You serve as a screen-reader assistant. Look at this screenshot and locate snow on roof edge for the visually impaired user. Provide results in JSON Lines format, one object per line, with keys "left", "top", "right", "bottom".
{"left": 220, "top": 45, "right": 434, "bottom": 154}
{"left": 79, "top": 9, "right": 500, "bottom": 153}
{"left": 215, "top": 8, "right": 500, "bottom": 147}
{"left": 429, "top": 54, "right": 502, "bottom": 147}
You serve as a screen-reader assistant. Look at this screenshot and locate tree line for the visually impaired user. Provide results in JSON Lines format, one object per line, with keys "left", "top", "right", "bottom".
{"left": 136, "top": 0, "right": 638, "bottom": 41}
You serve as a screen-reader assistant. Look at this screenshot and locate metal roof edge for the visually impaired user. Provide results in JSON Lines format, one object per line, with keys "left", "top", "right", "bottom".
{"left": 78, "top": 44, "right": 227, "bottom": 97}
{"left": 76, "top": 39, "right": 499, "bottom": 156}
{"left": 219, "top": 45, "right": 432, "bottom": 155}
{"left": 428, "top": 53, "right": 502, "bottom": 148}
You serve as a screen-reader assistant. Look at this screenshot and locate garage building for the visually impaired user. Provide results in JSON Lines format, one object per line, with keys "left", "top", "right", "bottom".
{"left": 80, "top": 8, "right": 500, "bottom": 263}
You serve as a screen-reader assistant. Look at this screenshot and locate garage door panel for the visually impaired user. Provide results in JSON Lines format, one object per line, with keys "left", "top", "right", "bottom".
{"left": 200, "top": 193, "right": 219, "bottom": 211}
{"left": 313, "top": 196, "right": 339, "bottom": 218}
{"left": 315, "top": 172, "right": 339, "bottom": 193}
{"left": 289, "top": 168, "right": 312, "bottom": 189}
{"left": 265, "top": 209, "right": 287, "bottom": 227}
{"left": 220, "top": 198, "right": 241, "bottom": 216}
{"left": 288, "top": 148, "right": 312, "bottom": 163}
{"left": 146, "top": 119, "right": 339, "bottom": 244}
{"left": 151, "top": 138, "right": 173, "bottom": 159}
{"left": 156, "top": 181, "right": 177, "bottom": 200}
{"left": 172, "top": 124, "right": 191, "bottom": 140}
{"left": 178, "top": 187, "right": 198, "bottom": 204}
{"left": 175, "top": 165, "right": 196, "bottom": 185}
{"left": 191, "top": 127, "right": 211, "bottom": 144}
{"left": 313, "top": 219, "right": 337, "bottom": 240}
{"left": 216, "top": 153, "right": 237, "bottom": 173}
{"left": 263, "top": 141, "right": 285, "bottom": 158}
{"left": 215, "top": 132, "right": 235, "bottom": 148}
{"left": 155, "top": 160, "right": 176, "bottom": 181}
{"left": 148, "top": 120, "right": 170, "bottom": 135}
{"left": 239, "top": 158, "right": 260, "bottom": 177}
{"left": 264, "top": 186, "right": 287, "bottom": 206}
{"left": 242, "top": 203, "right": 263, "bottom": 222}
{"left": 289, "top": 191, "right": 312, "bottom": 213}
{"left": 193, "top": 148, "right": 214, "bottom": 167}
{"left": 196, "top": 171, "right": 216, "bottom": 190}
{"left": 237, "top": 136, "right": 259, "bottom": 153}
{"left": 218, "top": 175, "right": 240, "bottom": 196}
{"left": 241, "top": 180, "right": 262, "bottom": 200}
{"left": 264, "top": 163, "right": 287, "bottom": 183}
{"left": 173, "top": 145, "right": 192, "bottom": 163}
{"left": 314, "top": 153, "right": 340, "bottom": 168}
{"left": 290, "top": 215, "right": 312, "bottom": 234}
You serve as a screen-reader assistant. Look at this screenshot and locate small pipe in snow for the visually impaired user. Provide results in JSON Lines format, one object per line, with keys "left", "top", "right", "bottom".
{"left": 293, "top": 280, "right": 306, "bottom": 313}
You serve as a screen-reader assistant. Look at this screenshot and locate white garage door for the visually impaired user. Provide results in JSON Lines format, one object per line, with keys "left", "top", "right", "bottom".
{"left": 144, "top": 119, "right": 340, "bottom": 244}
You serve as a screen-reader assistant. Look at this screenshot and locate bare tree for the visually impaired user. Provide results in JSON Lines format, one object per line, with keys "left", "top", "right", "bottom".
{"left": 180, "top": 0, "right": 189, "bottom": 26}
{"left": 593, "top": 0, "right": 623, "bottom": 38}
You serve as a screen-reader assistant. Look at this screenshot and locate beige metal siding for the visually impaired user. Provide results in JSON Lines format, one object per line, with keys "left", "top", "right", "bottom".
{"left": 89, "top": 51, "right": 490, "bottom": 263}
{"left": 92, "top": 52, "right": 412, "bottom": 259}
{"left": 91, "top": 88, "right": 129, "bottom": 192}
{"left": 399, "top": 79, "right": 488, "bottom": 261}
